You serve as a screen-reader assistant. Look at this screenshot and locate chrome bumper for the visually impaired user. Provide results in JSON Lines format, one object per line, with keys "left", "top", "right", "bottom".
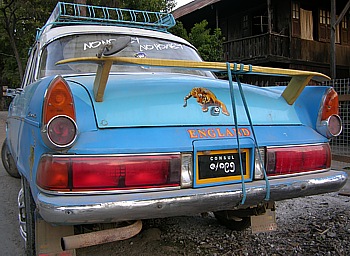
{"left": 37, "top": 170, "right": 347, "bottom": 225}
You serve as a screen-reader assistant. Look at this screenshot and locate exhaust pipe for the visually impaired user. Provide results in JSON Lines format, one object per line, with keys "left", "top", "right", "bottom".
{"left": 61, "top": 220, "right": 142, "bottom": 250}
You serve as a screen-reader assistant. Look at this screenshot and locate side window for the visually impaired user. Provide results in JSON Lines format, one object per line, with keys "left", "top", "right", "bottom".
{"left": 242, "top": 15, "right": 250, "bottom": 37}
{"left": 21, "top": 44, "right": 38, "bottom": 88}
{"left": 291, "top": 1, "right": 300, "bottom": 37}
{"left": 319, "top": 9, "right": 330, "bottom": 42}
{"left": 341, "top": 16, "right": 349, "bottom": 45}
{"left": 318, "top": 9, "right": 340, "bottom": 43}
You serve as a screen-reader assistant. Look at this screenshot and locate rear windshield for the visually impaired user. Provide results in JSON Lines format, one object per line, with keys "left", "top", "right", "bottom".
{"left": 39, "top": 33, "right": 213, "bottom": 78}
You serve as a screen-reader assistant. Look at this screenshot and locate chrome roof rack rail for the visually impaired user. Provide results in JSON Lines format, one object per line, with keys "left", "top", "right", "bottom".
{"left": 36, "top": 2, "right": 176, "bottom": 40}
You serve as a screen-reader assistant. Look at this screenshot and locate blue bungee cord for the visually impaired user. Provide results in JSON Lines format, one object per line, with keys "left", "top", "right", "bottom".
{"left": 234, "top": 73, "right": 271, "bottom": 201}
{"left": 226, "top": 62, "right": 247, "bottom": 204}
{"left": 226, "top": 62, "right": 271, "bottom": 202}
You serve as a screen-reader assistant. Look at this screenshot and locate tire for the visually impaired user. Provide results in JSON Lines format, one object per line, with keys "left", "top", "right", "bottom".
{"left": 22, "top": 178, "right": 37, "bottom": 255}
{"left": 1, "top": 139, "right": 20, "bottom": 178}
{"left": 214, "top": 210, "right": 251, "bottom": 231}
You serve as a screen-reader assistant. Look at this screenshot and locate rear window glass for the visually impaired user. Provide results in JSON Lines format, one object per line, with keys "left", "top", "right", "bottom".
{"left": 39, "top": 34, "right": 213, "bottom": 78}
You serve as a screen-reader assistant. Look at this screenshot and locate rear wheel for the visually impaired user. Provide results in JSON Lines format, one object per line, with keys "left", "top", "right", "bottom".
{"left": 20, "top": 178, "right": 76, "bottom": 255}
{"left": 1, "top": 139, "right": 20, "bottom": 178}
{"left": 20, "top": 178, "right": 37, "bottom": 255}
{"left": 214, "top": 210, "right": 251, "bottom": 231}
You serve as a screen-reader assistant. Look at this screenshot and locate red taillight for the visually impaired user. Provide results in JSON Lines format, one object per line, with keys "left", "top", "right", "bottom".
{"left": 317, "top": 88, "right": 342, "bottom": 138}
{"left": 43, "top": 76, "right": 77, "bottom": 148}
{"left": 37, "top": 156, "right": 70, "bottom": 191}
{"left": 321, "top": 88, "right": 339, "bottom": 120}
{"left": 47, "top": 116, "right": 77, "bottom": 146}
{"left": 266, "top": 144, "right": 331, "bottom": 176}
{"left": 37, "top": 154, "right": 181, "bottom": 191}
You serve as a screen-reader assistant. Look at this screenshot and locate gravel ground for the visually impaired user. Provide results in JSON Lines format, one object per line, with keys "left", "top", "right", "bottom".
{"left": 77, "top": 191, "right": 350, "bottom": 256}
{"left": 78, "top": 162, "right": 350, "bottom": 256}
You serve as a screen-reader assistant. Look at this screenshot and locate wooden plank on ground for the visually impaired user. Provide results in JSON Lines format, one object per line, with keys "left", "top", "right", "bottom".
{"left": 339, "top": 169, "right": 350, "bottom": 196}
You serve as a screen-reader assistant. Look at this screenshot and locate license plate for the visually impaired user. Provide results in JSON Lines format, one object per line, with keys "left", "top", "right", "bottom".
{"left": 195, "top": 149, "right": 250, "bottom": 186}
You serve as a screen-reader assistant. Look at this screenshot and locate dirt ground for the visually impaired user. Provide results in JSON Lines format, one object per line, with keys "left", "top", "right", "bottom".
{"left": 76, "top": 194, "right": 350, "bottom": 256}
{"left": 0, "top": 111, "right": 349, "bottom": 256}
{"left": 0, "top": 112, "right": 24, "bottom": 255}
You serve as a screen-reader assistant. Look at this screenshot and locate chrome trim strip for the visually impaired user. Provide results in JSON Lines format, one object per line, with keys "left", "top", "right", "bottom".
{"left": 40, "top": 185, "right": 182, "bottom": 196}
{"left": 37, "top": 170, "right": 347, "bottom": 225}
{"left": 49, "top": 152, "right": 181, "bottom": 158}
{"left": 266, "top": 142, "right": 328, "bottom": 149}
{"left": 266, "top": 168, "right": 330, "bottom": 180}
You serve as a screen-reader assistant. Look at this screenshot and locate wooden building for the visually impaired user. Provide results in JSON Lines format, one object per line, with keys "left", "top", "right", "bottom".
{"left": 173, "top": 0, "right": 350, "bottom": 81}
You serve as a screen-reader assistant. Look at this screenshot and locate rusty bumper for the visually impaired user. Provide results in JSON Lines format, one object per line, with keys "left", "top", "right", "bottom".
{"left": 37, "top": 170, "right": 347, "bottom": 225}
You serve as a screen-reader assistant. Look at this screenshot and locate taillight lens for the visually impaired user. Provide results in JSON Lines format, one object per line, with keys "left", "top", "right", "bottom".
{"left": 47, "top": 116, "right": 77, "bottom": 146}
{"left": 317, "top": 88, "right": 342, "bottom": 138}
{"left": 327, "top": 114, "right": 342, "bottom": 136}
{"left": 43, "top": 76, "right": 75, "bottom": 123}
{"left": 321, "top": 88, "right": 339, "bottom": 120}
{"left": 42, "top": 76, "right": 77, "bottom": 148}
{"left": 254, "top": 148, "right": 265, "bottom": 179}
{"left": 266, "top": 144, "right": 331, "bottom": 177}
{"left": 37, "top": 154, "right": 181, "bottom": 191}
{"left": 181, "top": 153, "right": 193, "bottom": 188}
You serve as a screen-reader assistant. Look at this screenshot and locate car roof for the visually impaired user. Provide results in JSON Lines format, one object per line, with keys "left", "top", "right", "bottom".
{"left": 36, "top": 2, "right": 194, "bottom": 49}
{"left": 39, "top": 25, "right": 193, "bottom": 49}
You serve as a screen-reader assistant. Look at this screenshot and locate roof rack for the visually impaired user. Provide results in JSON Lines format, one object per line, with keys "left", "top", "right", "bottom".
{"left": 37, "top": 2, "right": 176, "bottom": 40}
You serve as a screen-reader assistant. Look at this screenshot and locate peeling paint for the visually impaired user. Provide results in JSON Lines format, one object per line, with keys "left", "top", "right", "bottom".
{"left": 29, "top": 146, "right": 34, "bottom": 179}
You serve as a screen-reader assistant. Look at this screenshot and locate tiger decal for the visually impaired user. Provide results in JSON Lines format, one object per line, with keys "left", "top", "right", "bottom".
{"left": 183, "top": 87, "right": 230, "bottom": 116}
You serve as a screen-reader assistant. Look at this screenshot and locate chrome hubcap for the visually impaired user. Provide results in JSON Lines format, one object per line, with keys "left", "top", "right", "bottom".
{"left": 18, "top": 187, "right": 27, "bottom": 241}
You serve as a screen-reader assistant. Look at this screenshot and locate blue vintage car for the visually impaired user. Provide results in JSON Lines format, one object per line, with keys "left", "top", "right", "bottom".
{"left": 2, "top": 2, "right": 347, "bottom": 255}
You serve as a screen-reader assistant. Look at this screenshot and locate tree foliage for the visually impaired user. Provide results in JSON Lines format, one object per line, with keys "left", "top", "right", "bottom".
{"left": 0, "top": 0, "right": 57, "bottom": 86}
{"left": 0, "top": 0, "right": 176, "bottom": 88}
{"left": 117, "top": 0, "right": 176, "bottom": 12}
{"left": 188, "top": 20, "right": 224, "bottom": 62}
{"left": 170, "top": 20, "right": 224, "bottom": 62}
{"left": 0, "top": 0, "right": 221, "bottom": 88}
{"left": 169, "top": 21, "right": 188, "bottom": 40}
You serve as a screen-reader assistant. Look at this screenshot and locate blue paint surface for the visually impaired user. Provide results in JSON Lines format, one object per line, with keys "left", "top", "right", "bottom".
{"left": 68, "top": 73, "right": 306, "bottom": 128}
{"left": 6, "top": 72, "right": 331, "bottom": 198}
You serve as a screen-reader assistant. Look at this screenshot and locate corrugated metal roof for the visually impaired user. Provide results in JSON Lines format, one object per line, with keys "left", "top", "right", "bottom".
{"left": 173, "top": 0, "right": 222, "bottom": 19}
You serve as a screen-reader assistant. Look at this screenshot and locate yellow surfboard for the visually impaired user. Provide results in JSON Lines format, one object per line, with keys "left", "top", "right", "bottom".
{"left": 57, "top": 57, "right": 330, "bottom": 104}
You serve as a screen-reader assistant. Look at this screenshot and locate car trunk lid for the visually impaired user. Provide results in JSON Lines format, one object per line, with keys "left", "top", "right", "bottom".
{"left": 67, "top": 73, "right": 302, "bottom": 128}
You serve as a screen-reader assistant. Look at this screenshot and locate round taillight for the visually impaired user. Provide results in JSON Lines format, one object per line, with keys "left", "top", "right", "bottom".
{"left": 327, "top": 114, "right": 342, "bottom": 137}
{"left": 317, "top": 114, "right": 342, "bottom": 138}
{"left": 47, "top": 116, "right": 77, "bottom": 147}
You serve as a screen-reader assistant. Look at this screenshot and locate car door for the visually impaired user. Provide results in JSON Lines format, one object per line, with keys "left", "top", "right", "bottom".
{"left": 7, "top": 44, "right": 38, "bottom": 163}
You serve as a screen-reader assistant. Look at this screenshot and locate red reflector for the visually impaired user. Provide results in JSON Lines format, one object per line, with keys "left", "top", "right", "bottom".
{"left": 37, "top": 155, "right": 181, "bottom": 191}
{"left": 266, "top": 144, "right": 331, "bottom": 176}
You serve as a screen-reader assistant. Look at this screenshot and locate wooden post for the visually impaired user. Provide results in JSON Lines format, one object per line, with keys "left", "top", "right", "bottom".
{"left": 331, "top": 0, "right": 350, "bottom": 80}
{"left": 334, "top": 1, "right": 350, "bottom": 27}
{"left": 267, "top": 0, "right": 272, "bottom": 33}
{"left": 267, "top": 0, "right": 272, "bottom": 56}
{"left": 215, "top": 5, "right": 219, "bottom": 29}
{"left": 330, "top": 0, "right": 336, "bottom": 80}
